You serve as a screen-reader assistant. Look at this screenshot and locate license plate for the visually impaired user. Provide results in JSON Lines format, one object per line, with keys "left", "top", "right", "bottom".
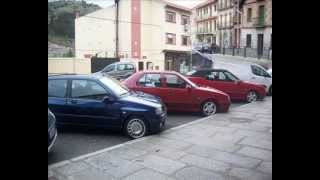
{"left": 49, "top": 127, "right": 56, "bottom": 139}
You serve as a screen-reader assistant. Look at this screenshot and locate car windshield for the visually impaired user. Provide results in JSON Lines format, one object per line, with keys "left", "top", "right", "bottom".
{"left": 179, "top": 74, "right": 198, "bottom": 88}
{"left": 99, "top": 77, "right": 129, "bottom": 97}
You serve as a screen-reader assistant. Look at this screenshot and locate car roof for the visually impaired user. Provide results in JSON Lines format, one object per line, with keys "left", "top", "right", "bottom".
{"left": 138, "top": 70, "right": 181, "bottom": 75}
{"left": 48, "top": 74, "right": 101, "bottom": 80}
{"left": 196, "top": 68, "right": 229, "bottom": 72}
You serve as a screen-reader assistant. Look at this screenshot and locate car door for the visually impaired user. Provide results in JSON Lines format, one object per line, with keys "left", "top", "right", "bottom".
{"left": 66, "top": 79, "right": 121, "bottom": 128}
{"left": 162, "top": 73, "right": 196, "bottom": 111}
{"left": 250, "top": 64, "right": 272, "bottom": 87}
{"left": 206, "top": 71, "right": 239, "bottom": 99}
{"left": 135, "top": 73, "right": 165, "bottom": 99}
{"left": 48, "top": 79, "right": 68, "bottom": 124}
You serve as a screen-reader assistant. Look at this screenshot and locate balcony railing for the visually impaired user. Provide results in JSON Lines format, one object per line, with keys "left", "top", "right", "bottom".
{"left": 252, "top": 17, "right": 265, "bottom": 27}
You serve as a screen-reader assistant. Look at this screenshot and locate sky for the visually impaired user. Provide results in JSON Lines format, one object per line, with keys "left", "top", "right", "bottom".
{"left": 84, "top": 0, "right": 206, "bottom": 8}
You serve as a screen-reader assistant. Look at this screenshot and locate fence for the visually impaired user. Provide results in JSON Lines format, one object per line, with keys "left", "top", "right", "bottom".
{"left": 48, "top": 58, "right": 91, "bottom": 74}
{"left": 220, "top": 47, "right": 272, "bottom": 60}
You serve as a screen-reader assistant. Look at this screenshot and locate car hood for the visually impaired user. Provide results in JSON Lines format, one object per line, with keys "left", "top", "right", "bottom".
{"left": 197, "top": 86, "right": 228, "bottom": 96}
{"left": 120, "top": 92, "right": 162, "bottom": 108}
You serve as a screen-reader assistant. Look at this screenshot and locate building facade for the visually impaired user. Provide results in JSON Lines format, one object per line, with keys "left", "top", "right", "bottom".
{"left": 193, "top": 0, "right": 218, "bottom": 45}
{"left": 75, "top": 0, "right": 192, "bottom": 72}
{"left": 217, "top": 0, "right": 234, "bottom": 48}
{"left": 239, "top": 0, "right": 272, "bottom": 56}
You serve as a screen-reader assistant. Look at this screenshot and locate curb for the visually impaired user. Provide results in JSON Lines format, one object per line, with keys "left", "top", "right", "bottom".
{"left": 48, "top": 102, "right": 254, "bottom": 169}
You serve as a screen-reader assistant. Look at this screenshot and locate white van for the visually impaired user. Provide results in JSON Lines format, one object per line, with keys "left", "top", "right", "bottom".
{"left": 213, "top": 61, "right": 272, "bottom": 95}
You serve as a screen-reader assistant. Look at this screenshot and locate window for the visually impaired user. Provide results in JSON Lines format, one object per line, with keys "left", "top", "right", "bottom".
{"left": 164, "top": 74, "right": 186, "bottom": 88}
{"left": 103, "top": 64, "right": 115, "bottom": 72}
{"left": 247, "top": 8, "right": 252, "bottom": 22}
{"left": 251, "top": 65, "right": 270, "bottom": 77}
{"left": 126, "top": 64, "right": 134, "bottom": 70}
{"left": 48, "top": 80, "right": 68, "bottom": 98}
{"left": 214, "top": 5, "right": 216, "bottom": 11}
{"left": 71, "top": 80, "right": 108, "bottom": 100}
{"left": 246, "top": 34, "right": 252, "bottom": 48}
{"left": 181, "top": 15, "right": 189, "bottom": 25}
{"left": 137, "top": 73, "right": 161, "bottom": 87}
{"left": 166, "top": 11, "right": 176, "bottom": 23}
{"left": 166, "top": 33, "right": 176, "bottom": 45}
{"left": 181, "top": 36, "right": 189, "bottom": 46}
{"left": 146, "top": 62, "right": 153, "bottom": 70}
{"left": 224, "top": 71, "right": 239, "bottom": 81}
{"left": 117, "top": 64, "right": 126, "bottom": 71}
{"left": 210, "top": 6, "right": 212, "bottom": 16}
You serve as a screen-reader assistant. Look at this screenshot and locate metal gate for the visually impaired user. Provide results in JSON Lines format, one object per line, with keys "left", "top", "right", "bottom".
{"left": 91, "top": 57, "right": 119, "bottom": 73}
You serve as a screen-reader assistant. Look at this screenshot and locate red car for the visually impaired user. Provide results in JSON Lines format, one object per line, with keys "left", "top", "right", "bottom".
{"left": 123, "top": 71, "right": 231, "bottom": 116}
{"left": 186, "top": 69, "right": 266, "bottom": 102}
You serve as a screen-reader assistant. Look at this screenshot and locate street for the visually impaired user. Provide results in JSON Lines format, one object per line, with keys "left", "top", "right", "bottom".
{"left": 48, "top": 102, "right": 246, "bottom": 165}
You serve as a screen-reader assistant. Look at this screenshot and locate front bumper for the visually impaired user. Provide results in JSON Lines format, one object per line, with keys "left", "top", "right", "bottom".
{"left": 149, "top": 113, "right": 167, "bottom": 133}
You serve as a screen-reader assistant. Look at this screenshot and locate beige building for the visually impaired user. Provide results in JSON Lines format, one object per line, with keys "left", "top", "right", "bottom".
{"left": 217, "top": 0, "right": 234, "bottom": 48}
{"left": 239, "top": 0, "right": 272, "bottom": 56}
{"left": 193, "top": 0, "right": 218, "bottom": 45}
{"left": 75, "top": 0, "right": 192, "bottom": 72}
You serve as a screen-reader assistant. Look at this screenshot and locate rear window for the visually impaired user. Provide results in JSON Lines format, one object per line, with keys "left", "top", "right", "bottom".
{"left": 48, "top": 79, "right": 68, "bottom": 98}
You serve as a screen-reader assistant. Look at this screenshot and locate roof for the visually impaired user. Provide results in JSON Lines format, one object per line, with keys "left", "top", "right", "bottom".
{"left": 192, "top": 0, "right": 216, "bottom": 10}
{"left": 161, "top": 0, "right": 192, "bottom": 12}
{"left": 195, "top": 68, "right": 230, "bottom": 72}
{"left": 48, "top": 74, "right": 101, "bottom": 80}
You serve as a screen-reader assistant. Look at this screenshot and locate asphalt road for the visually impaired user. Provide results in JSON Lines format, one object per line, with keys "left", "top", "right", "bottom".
{"left": 48, "top": 102, "right": 246, "bottom": 165}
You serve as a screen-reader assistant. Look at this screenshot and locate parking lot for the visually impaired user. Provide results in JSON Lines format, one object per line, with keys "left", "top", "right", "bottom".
{"left": 48, "top": 102, "right": 245, "bottom": 165}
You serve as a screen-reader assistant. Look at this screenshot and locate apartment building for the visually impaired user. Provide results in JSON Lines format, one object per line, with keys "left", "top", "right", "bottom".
{"left": 75, "top": 0, "right": 192, "bottom": 72}
{"left": 239, "top": 0, "right": 272, "bottom": 56}
{"left": 217, "top": 0, "right": 234, "bottom": 48}
{"left": 193, "top": 0, "right": 218, "bottom": 45}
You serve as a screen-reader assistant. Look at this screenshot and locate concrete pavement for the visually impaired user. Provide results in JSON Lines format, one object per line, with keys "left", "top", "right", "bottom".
{"left": 48, "top": 97, "right": 272, "bottom": 180}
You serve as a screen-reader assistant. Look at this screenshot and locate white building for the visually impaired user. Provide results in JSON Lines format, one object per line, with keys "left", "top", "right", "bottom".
{"left": 75, "top": 0, "right": 192, "bottom": 72}
{"left": 217, "top": 0, "right": 234, "bottom": 48}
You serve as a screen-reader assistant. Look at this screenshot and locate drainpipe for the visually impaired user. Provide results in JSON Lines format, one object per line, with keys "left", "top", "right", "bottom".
{"left": 115, "top": 0, "right": 119, "bottom": 58}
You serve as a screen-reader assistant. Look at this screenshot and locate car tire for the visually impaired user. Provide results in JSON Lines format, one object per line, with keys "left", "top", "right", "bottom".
{"left": 124, "top": 116, "right": 148, "bottom": 139}
{"left": 268, "top": 86, "right": 272, "bottom": 96}
{"left": 246, "top": 91, "right": 258, "bottom": 103}
{"left": 201, "top": 100, "right": 217, "bottom": 116}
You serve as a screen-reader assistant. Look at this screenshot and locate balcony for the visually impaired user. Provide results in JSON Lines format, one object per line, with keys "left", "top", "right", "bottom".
{"left": 252, "top": 17, "right": 265, "bottom": 28}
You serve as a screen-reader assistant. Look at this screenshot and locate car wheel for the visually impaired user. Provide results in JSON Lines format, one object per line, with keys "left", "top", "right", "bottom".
{"left": 124, "top": 117, "right": 147, "bottom": 139}
{"left": 201, "top": 100, "right": 217, "bottom": 116}
{"left": 246, "top": 91, "right": 258, "bottom": 103}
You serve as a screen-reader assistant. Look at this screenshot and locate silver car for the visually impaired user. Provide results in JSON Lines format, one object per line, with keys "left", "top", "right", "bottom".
{"left": 96, "top": 62, "right": 136, "bottom": 80}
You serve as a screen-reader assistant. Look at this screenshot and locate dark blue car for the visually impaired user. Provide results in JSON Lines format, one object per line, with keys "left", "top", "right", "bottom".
{"left": 48, "top": 74, "right": 167, "bottom": 139}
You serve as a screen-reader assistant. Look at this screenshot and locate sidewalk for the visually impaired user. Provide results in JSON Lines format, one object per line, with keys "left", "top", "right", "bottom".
{"left": 211, "top": 54, "right": 272, "bottom": 69}
{"left": 49, "top": 97, "right": 272, "bottom": 180}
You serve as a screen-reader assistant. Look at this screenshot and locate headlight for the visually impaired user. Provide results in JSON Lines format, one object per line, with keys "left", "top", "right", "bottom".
{"left": 155, "top": 107, "right": 163, "bottom": 115}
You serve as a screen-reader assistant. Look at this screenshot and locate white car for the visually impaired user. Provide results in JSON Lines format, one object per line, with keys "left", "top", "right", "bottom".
{"left": 213, "top": 61, "right": 272, "bottom": 95}
{"left": 267, "top": 68, "right": 272, "bottom": 76}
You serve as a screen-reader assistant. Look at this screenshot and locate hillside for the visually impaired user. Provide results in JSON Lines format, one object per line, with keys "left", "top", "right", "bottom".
{"left": 48, "top": 0, "right": 101, "bottom": 56}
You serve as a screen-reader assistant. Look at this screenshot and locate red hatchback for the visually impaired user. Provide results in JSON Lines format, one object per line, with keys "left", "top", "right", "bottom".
{"left": 186, "top": 69, "right": 266, "bottom": 102}
{"left": 123, "top": 71, "right": 231, "bottom": 116}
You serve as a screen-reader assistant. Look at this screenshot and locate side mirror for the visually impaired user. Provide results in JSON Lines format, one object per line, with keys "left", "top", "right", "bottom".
{"left": 103, "top": 95, "right": 115, "bottom": 103}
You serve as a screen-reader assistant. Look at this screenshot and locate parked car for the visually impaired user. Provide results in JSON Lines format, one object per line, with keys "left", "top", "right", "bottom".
{"left": 123, "top": 71, "right": 231, "bottom": 116}
{"left": 48, "top": 74, "right": 166, "bottom": 139}
{"left": 214, "top": 61, "right": 272, "bottom": 95}
{"left": 186, "top": 69, "right": 267, "bottom": 102}
{"left": 193, "top": 43, "right": 211, "bottom": 53}
{"left": 267, "top": 68, "right": 272, "bottom": 76}
{"left": 94, "top": 62, "right": 136, "bottom": 80}
{"left": 48, "top": 109, "right": 58, "bottom": 153}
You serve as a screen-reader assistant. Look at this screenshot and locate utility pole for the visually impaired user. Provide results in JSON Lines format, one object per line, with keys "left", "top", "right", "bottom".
{"left": 115, "top": 0, "right": 119, "bottom": 58}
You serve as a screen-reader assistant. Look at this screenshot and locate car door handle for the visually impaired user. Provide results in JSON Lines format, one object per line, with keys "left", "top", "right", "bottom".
{"left": 251, "top": 77, "right": 256, "bottom": 79}
{"left": 70, "top": 100, "right": 78, "bottom": 104}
